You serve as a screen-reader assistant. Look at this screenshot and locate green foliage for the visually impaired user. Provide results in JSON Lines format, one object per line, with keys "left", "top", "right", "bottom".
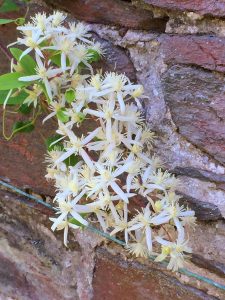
{"left": 45, "top": 134, "right": 63, "bottom": 151}
{"left": 0, "top": 18, "right": 25, "bottom": 26}
{"left": 10, "top": 47, "right": 36, "bottom": 75}
{"left": 56, "top": 108, "right": 69, "bottom": 123}
{"left": 87, "top": 49, "right": 101, "bottom": 63}
{"left": 65, "top": 88, "right": 75, "bottom": 103}
{"left": 12, "top": 120, "right": 35, "bottom": 133}
{"left": 68, "top": 215, "right": 87, "bottom": 227}
{"left": 64, "top": 154, "right": 80, "bottom": 167}
{"left": 0, "top": 72, "right": 30, "bottom": 90}
{"left": 0, "top": 18, "right": 15, "bottom": 25}
{"left": 0, "top": 90, "right": 28, "bottom": 105}
{"left": 18, "top": 103, "right": 32, "bottom": 114}
{"left": 0, "top": 0, "right": 18, "bottom": 13}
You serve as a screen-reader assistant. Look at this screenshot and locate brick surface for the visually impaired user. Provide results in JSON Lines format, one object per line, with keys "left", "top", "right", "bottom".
{"left": 141, "top": 0, "right": 225, "bottom": 18}
{"left": 93, "top": 247, "right": 217, "bottom": 300}
{"left": 45, "top": 0, "right": 168, "bottom": 31}
{"left": 160, "top": 35, "right": 225, "bottom": 72}
{"left": 162, "top": 65, "right": 225, "bottom": 165}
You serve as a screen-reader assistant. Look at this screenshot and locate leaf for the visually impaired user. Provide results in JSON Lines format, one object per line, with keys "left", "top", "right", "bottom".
{"left": 15, "top": 17, "right": 25, "bottom": 26}
{"left": 65, "top": 88, "right": 75, "bottom": 103}
{"left": 64, "top": 154, "right": 80, "bottom": 167}
{"left": 0, "top": 0, "right": 19, "bottom": 13}
{"left": 19, "top": 103, "right": 32, "bottom": 114}
{"left": 10, "top": 47, "right": 36, "bottom": 75}
{"left": 50, "top": 52, "right": 70, "bottom": 67}
{"left": 0, "top": 18, "right": 15, "bottom": 25}
{"left": 12, "top": 120, "right": 34, "bottom": 133}
{"left": 45, "top": 134, "right": 63, "bottom": 151}
{"left": 68, "top": 214, "right": 87, "bottom": 227}
{"left": 0, "top": 90, "right": 28, "bottom": 105}
{"left": 56, "top": 108, "right": 69, "bottom": 123}
{"left": 0, "top": 72, "right": 30, "bottom": 90}
{"left": 87, "top": 49, "right": 101, "bottom": 63}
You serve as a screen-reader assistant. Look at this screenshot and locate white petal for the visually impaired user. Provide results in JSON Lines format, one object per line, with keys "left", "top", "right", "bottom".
{"left": 110, "top": 181, "right": 128, "bottom": 203}
{"left": 55, "top": 148, "right": 75, "bottom": 165}
{"left": 19, "top": 75, "right": 40, "bottom": 82}
{"left": 82, "top": 127, "right": 100, "bottom": 144}
{"left": 51, "top": 212, "right": 67, "bottom": 231}
{"left": 79, "top": 148, "right": 94, "bottom": 170}
{"left": 70, "top": 210, "right": 88, "bottom": 226}
{"left": 145, "top": 226, "right": 152, "bottom": 252}
{"left": 43, "top": 78, "right": 52, "bottom": 100}
{"left": 42, "top": 111, "right": 56, "bottom": 123}
{"left": 19, "top": 47, "right": 32, "bottom": 60}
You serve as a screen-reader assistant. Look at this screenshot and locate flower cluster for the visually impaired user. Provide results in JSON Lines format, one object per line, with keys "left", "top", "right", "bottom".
{"left": 3, "top": 11, "right": 196, "bottom": 272}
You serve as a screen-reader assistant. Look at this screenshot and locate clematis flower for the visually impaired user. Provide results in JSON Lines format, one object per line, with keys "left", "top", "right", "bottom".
{"left": 19, "top": 55, "right": 64, "bottom": 100}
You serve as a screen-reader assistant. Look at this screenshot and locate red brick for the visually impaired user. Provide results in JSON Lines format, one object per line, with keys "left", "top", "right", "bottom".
{"left": 160, "top": 35, "right": 225, "bottom": 72}
{"left": 93, "top": 247, "right": 216, "bottom": 300}
{"left": 45, "top": 0, "right": 168, "bottom": 31}
{"left": 141, "top": 0, "right": 225, "bottom": 18}
{"left": 162, "top": 65, "right": 225, "bottom": 164}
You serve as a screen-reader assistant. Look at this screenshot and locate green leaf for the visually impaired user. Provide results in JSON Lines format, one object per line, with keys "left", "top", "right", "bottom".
{"left": 0, "top": 72, "right": 30, "bottom": 90}
{"left": 64, "top": 154, "right": 80, "bottom": 167}
{"left": 15, "top": 17, "right": 25, "bottom": 26}
{"left": 65, "top": 88, "right": 75, "bottom": 103}
{"left": 45, "top": 134, "right": 63, "bottom": 151}
{"left": 56, "top": 108, "right": 69, "bottom": 123}
{"left": 12, "top": 120, "right": 34, "bottom": 133}
{"left": 50, "top": 52, "right": 61, "bottom": 67}
{"left": 87, "top": 49, "right": 101, "bottom": 63}
{"left": 0, "top": 18, "right": 15, "bottom": 25}
{"left": 0, "top": 90, "right": 28, "bottom": 105}
{"left": 68, "top": 214, "right": 87, "bottom": 227}
{"left": 0, "top": 0, "right": 19, "bottom": 13}
{"left": 19, "top": 103, "right": 32, "bottom": 114}
{"left": 10, "top": 47, "right": 36, "bottom": 75}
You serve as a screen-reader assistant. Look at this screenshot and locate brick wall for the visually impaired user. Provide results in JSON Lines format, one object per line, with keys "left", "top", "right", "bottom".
{"left": 1, "top": 0, "right": 225, "bottom": 299}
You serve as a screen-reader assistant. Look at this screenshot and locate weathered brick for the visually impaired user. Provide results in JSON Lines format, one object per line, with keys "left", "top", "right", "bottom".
{"left": 139, "top": 0, "right": 225, "bottom": 18}
{"left": 0, "top": 189, "right": 80, "bottom": 300}
{"left": 93, "top": 247, "right": 218, "bottom": 300}
{"left": 45, "top": 0, "right": 168, "bottom": 31}
{"left": 162, "top": 65, "right": 225, "bottom": 165}
{"left": 160, "top": 35, "right": 225, "bottom": 72}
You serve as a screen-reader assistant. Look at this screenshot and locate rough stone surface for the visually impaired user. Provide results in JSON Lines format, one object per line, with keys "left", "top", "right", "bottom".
{"left": 160, "top": 35, "right": 225, "bottom": 72}
{"left": 1, "top": 0, "right": 225, "bottom": 299}
{"left": 93, "top": 248, "right": 219, "bottom": 300}
{"left": 45, "top": 0, "right": 168, "bottom": 31}
{"left": 179, "top": 192, "right": 223, "bottom": 221}
{"left": 139, "top": 0, "right": 225, "bottom": 18}
{"left": 162, "top": 65, "right": 225, "bottom": 165}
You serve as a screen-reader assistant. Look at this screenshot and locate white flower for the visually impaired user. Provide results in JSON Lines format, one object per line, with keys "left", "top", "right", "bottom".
{"left": 55, "top": 127, "right": 100, "bottom": 169}
{"left": 19, "top": 55, "right": 64, "bottom": 100}
{"left": 87, "top": 162, "right": 133, "bottom": 203}
{"left": 49, "top": 217, "right": 80, "bottom": 247}
{"left": 128, "top": 205, "right": 170, "bottom": 252}
{"left": 155, "top": 232, "right": 192, "bottom": 271}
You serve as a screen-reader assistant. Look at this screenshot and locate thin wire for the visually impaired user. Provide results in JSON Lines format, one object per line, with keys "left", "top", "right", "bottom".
{"left": 0, "top": 179, "right": 225, "bottom": 292}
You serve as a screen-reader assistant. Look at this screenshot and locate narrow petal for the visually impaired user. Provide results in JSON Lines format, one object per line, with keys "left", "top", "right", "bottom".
{"left": 51, "top": 212, "right": 67, "bottom": 231}
{"left": 82, "top": 127, "right": 100, "bottom": 144}
{"left": 19, "top": 47, "right": 32, "bottom": 60}
{"left": 43, "top": 78, "right": 52, "bottom": 100}
{"left": 110, "top": 181, "right": 128, "bottom": 203}
{"left": 145, "top": 226, "right": 152, "bottom": 251}
{"left": 55, "top": 148, "right": 75, "bottom": 165}
{"left": 19, "top": 75, "right": 40, "bottom": 82}
{"left": 79, "top": 148, "right": 94, "bottom": 170}
{"left": 63, "top": 225, "right": 69, "bottom": 247}
{"left": 70, "top": 210, "right": 88, "bottom": 226}
{"left": 96, "top": 213, "right": 107, "bottom": 232}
